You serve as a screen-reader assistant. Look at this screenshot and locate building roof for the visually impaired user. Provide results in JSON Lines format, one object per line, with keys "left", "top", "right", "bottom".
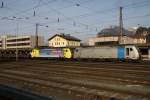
{"left": 48, "top": 34, "right": 81, "bottom": 41}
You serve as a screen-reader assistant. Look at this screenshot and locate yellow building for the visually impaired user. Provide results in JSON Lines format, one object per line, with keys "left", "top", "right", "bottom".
{"left": 48, "top": 34, "right": 81, "bottom": 47}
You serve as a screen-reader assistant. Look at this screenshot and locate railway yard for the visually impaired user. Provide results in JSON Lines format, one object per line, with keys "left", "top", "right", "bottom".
{"left": 0, "top": 60, "right": 149, "bottom": 100}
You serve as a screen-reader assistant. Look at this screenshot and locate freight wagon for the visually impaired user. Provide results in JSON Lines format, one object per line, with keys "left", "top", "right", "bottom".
{"left": 0, "top": 49, "right": 31, "bottom": 59}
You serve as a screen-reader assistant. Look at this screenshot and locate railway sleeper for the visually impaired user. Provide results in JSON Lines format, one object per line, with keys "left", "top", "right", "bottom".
{"left": 0, "top": 72, "right": 149, "bottom": 100}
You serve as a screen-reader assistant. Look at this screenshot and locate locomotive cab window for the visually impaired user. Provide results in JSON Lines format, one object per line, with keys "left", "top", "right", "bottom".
{"left": 130, "top": 48, "right": 133, "bottom": 51}
{"left": 126, "top": 48, "right": 129, "bottom": 56}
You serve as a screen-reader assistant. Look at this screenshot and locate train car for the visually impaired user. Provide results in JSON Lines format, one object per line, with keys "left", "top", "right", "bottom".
{"left": 73, "top": 45, "right": 140, "bottom": 60}
{"left": 31, "top": 48, "right": 72, "bottom": 59}
{"left": 0, "top": 49, "right": 31, "bottom": 59}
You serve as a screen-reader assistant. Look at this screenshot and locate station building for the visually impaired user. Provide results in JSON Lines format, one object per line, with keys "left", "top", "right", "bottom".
{"left": 89, "top": 36, "right": 146, "bottom": 46}
{"left": 48, "top": 34, "right": 81, "bottom": 47}
{"left": 0, "top": 35, "right": 44, "bottom": 49}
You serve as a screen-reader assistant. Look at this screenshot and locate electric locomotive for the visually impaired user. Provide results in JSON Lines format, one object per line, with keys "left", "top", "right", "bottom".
{"left": 31, "top": 47, "right": 72, "bottom": 59}
{"left": 31, "top": 45, "right": 140, "bottom": 60}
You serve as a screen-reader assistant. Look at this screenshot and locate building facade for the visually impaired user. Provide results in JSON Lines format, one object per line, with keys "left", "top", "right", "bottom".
{"left": 121, "top": 36, "right": 146, "bottom": 44}
{"left": 89, "top": 36, "right": 119, "bottom": 46}
{"left": 0, "top": 35, "right": 44, "bottom": 49}
{"left": 89, "top": 36, "right": 146, "bottom": 46}
{"left": 48, "top": 34, "right": 81, "bottom": 47}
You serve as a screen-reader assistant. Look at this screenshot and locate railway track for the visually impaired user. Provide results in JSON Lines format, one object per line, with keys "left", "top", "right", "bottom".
{"left": 0, "top": 60, "right": 149, "bottom": 100}
{"left": 7, "top": 64, "right": 150, "bottom": 85}
{"left": 7, "top": 60, "right": 150, "bottom": 85}
{"left": 0, "top": 70, "right": 149, "bottom": 100}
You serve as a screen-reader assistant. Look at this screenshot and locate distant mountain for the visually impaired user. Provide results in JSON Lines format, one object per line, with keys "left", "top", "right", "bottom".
{"left": 97, "top": 26, "right": 135, "bottom": 37}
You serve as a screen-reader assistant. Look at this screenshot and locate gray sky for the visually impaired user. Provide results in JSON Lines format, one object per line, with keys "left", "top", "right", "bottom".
{"left": 0, "top": 0, "right": 150, "bottom": 42}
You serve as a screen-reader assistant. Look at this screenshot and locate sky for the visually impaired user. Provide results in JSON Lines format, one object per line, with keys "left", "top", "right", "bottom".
{"left": 0, "top": 0, "right": 150, "bottom": 42}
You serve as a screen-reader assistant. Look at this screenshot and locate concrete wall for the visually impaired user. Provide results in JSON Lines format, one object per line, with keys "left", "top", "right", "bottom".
{"left": 89, "top": 36, "right": 146, "bottom": 46}
{"left": 121, "top": 36, "right": 146, "bottom": 44}
{"left": 0, "top": 35, "right": 44, "bottom": 49}
{"left": 89, "top": 36, "right": 118, "bottom": 46}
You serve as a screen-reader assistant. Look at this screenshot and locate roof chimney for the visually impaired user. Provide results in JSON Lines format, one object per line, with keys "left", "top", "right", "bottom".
{"left": 60, "top": 33, "right": 65, "bottom": 36}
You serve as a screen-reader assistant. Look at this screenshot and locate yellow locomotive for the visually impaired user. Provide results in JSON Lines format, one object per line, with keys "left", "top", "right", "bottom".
{"left": 31, "top": 48, "right": 72, "bottom": 59}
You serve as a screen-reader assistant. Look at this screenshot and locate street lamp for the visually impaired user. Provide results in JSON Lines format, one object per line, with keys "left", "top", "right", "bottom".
{"left": 35, "top": 23, "right": 48, "bottom": 48}
{"left": 11, "top": 17, "right": 24, "bottom": 61}
{"left": 1, "top": 15, "right": 28, "bottom": 61}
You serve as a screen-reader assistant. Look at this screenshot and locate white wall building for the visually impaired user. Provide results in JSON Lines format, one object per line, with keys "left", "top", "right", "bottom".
{"left": 0, "top": 35, "right": 44, "bottom": 49}
{"left": 48, "top": 34, "right": 81, "bottom": 47}
{"left": 89, "top": 36, "right": 118, "bottom": 46}
{"left": 121, "top": 36, "right": 146, "bottom": 44}
{"left": 89, "top": 36, "right": 146, "bottom": 46}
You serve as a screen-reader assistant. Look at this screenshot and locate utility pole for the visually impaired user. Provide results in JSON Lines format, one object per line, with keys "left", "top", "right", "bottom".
{"left": 16, "top": 22, "right": 19, "bottom": 61}
{"left": 35, "top": 23, "right": 39, "bottom": 48}
{"left": 119, "top": 7, "right": 123, "bottom": 44}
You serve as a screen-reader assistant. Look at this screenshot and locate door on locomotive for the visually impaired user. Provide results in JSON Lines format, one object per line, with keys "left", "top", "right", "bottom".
{"left": 125, "top": 46, "right": 139, "bottom": 59}
{"left": 63, "top": 48, "right": 72, "bottom": 59}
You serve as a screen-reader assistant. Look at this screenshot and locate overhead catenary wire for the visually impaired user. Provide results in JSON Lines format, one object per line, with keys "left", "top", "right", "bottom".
{"left": 1, "top": 1, "right": 4, "bottom": 8}
{"left": 0, "top": 0, "right": 150, "bottom": 38}
{"left": 34, "top": 0, "right": 150, "bottom": 31}
{"left": 2, "top": 0, "right": 149, "bottom": 26}
{"left": 1, "top": 12, "right": 150, "bottom": 38}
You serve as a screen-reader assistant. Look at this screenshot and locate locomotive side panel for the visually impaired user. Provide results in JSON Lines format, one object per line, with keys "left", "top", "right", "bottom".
{"left": 31, "top": 48, "right": 64, "bottom": 58}
{"left": 117, "top": 47, "right": 125, "bottom": 59}
{"left": 74, "top": 47, "right": 118, "bottom": 59}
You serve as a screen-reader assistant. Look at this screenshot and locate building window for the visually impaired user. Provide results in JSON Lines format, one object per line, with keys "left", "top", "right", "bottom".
{"left": 7, "top": 43, "right": 30, "bottom": 46}
{"left": 7, "top": 38, "right": 30, "bottom": 42}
